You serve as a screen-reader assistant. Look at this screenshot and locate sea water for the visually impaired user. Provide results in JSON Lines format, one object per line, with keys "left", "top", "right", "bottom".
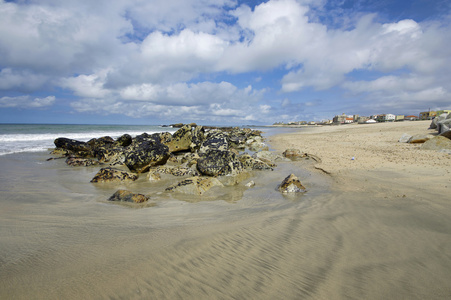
{"left": 0, "top": 124, "right": 178, "bottom": 156}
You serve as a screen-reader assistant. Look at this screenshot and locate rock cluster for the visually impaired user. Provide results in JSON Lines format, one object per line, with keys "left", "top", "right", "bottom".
{"left": 52, "top": 125, "right": 296, "bottom": 203}
{"left": 429, "top": 113, "right": 451, "bottom": 136}
{"left": 398, "top": 113, "right": 451, "bottom": 154}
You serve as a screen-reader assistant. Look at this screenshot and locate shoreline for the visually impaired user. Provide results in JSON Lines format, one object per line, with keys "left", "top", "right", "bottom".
{"left": 1, "top": 120, "right": 451, "bottom": 299}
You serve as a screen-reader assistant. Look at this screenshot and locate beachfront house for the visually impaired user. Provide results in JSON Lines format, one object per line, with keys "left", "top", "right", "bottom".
{"left": 333, "top": 113, "right": 347, "bottom": 124}
{"left": 395, "top": 115, "right": 405, "bottom": 121}
{"left": 419, "top": 111, "right": 437, "bottom": 120}
{"left": 376, "top": 114, "right": 396, "bottom": 122}
{"left": 357, "top": 116, "right": 370, "bottom": 124}
{"left": 405, "top": 115, "right": 419, "bottom": 121}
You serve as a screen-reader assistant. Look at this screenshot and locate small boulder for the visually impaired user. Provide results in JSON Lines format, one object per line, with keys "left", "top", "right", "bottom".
{"left": 421, "top": 136, "right": 451, "bottom": 151}
{"left": 164, "top": 124, "right": 193, "bottom": 153}
{"left": 440, "top": 130, "right": 451, "bottom": 140}
{"left": 90, "top": 167, "right": 139, "bottom": 183}
{"left": 165, "top": 176, "right": 223, "bottom": 195}
{"left": 115, "top": 134, "right": 133, "bottom": 147}
{"left": 282, "top": 149, "right": 302, "bottom": 159}
{"left": 245, "top": 180, "right": 255, "bottom": 188}
{"left": 278, "top": 174, "right": 306, "bottom": 194}
{"left": 199, "top": 130, "right": 229, "bottom": 153}
{"left": 108, "top": 190, "right": 149, "bottom": 203}
{"left": 124, "top": 140, "right": 170, "bottom": 173}
{"left": 408, "top": 134, "right": 433, "bottom": 144}
{"left": 54, "top": 137, "right": 91, "bottom": 155}
{"left": 197, "top": 150, "right": 239, "bottom": 176}
{"left": 398, "top": 133, "right": 412, "bottom": 143}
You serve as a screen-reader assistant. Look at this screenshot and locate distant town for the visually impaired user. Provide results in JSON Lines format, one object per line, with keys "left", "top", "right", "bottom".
{"left": 273, "top": 109, "right": 451, "bottom": 126}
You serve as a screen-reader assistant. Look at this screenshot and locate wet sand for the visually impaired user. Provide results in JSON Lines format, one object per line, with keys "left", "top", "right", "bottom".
{"left": 1, "top": 121, "right": 451, "bottom": 299}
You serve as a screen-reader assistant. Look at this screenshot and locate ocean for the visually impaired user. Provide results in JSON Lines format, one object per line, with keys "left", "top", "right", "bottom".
{"left": 0, "top": 124, "right": 178, "bottom": 156}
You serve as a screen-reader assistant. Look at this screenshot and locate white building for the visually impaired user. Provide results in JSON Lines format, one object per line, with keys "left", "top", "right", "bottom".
{"left": 377, "top": 114, "right": 396, "bottom": 122}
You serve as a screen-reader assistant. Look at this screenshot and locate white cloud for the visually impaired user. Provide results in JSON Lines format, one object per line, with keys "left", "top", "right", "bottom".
{"left": 1, "top": 0, "right": 451, "bottom": 122}
{"left": 60, "top": 70, "right": 111, "bottom": 98}
{"left": 0, "top": 1, "right": 132, "bottom": 75}
{"left": 70, "top": 80, "right": 265, "bottom": 122}
{"left": 0, "top": 68, "right": 48, "bottom": 91}
{"left": 0, "top": 95, "right": 55, "bottom": 108}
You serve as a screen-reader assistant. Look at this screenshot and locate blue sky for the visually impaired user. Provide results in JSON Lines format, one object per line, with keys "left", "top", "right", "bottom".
{"left": 0, "top": 0, "right": 450, "bottom": 125}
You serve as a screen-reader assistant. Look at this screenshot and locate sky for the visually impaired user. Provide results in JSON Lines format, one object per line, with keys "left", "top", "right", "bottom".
{"left": 0, "top": 0, "right": 450, "bottom": 125}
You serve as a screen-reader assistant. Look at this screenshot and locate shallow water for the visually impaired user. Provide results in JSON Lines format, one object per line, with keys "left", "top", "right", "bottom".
{"left": 1, "top": 150, "right": 451, "bottom": 299}
{"left": 0, "top": 150, "right": 330, "bottom": 299}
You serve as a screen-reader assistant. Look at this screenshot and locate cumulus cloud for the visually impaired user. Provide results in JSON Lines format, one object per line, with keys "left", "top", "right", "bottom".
{"left": 1, "top": 0, "right": 450, "bottom": 122}
{"left": 60, "top": 70, "right": 111, "bottom": 98}
{"left": 0, "top": 68, "right": 48, "bottom": 91}
{"left": 0, "top": 95, "right": 55, "bottom": 108}
{"left": 70, "top": 81, "right": 266, "bottom": 123}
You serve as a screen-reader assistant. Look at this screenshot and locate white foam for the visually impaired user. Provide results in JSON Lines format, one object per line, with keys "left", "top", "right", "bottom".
{"left": 0, "top": 128, "right": 176, "bottom": 156}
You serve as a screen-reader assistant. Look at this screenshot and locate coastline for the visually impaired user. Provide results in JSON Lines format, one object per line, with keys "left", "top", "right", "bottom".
{"left": 1, "top": 121, "right": 451, "bottom": 299}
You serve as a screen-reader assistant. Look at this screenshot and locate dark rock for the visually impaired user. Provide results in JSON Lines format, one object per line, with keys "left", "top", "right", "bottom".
{"left": 133, "top": 132, "right": 161, "bottom": 144}
{"left": 115, "top": 134, "right": 132, "bottom": 147}
{"left": 278, "top": 174, "right": 306, "bottom": 194}
{"left": 90, "top": 167, "right": 139, "bottom": 183}
{"left": 197, "top": 150, "right": 241, "bottom": 176}
{"left": 199, "top": 130, "right": 229, "bottom": 153}
{"left": 54, "top": 138, "right": 90, "bottom": 155}
{"left": 87, "top": 136, "right": 115, "bottom": 148}
{"left": 65, "top": 157, "right": 99, "bottom": 167}
{"left": 108, "top": 190, "right": 149, "bottom": 203}
{"left": 124, "top": 139, "right": 170, "bottom": 173}
{"left": 95, "top": 147, "right": 126, "bottom": 164}
{"left": 87, "top": 136, "right": 120, "bottom": 162}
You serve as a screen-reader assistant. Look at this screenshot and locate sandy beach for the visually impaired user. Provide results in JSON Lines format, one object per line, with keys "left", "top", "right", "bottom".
{"left": 271, "top": 120, "right": 451, "bottom": 199}
{"left": 1, "top": 120, "right": 451, "bottom": 299}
